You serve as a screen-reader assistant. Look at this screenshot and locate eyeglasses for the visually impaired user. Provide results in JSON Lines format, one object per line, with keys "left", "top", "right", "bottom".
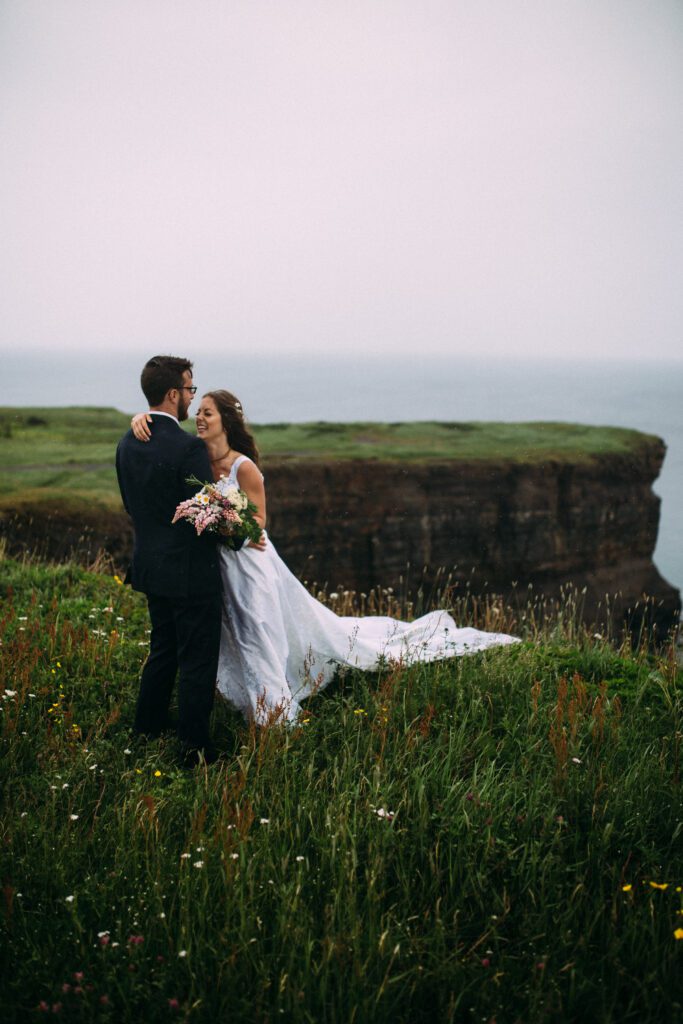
{"left": 180, "top": 386, "right": 198, "bottom": 395}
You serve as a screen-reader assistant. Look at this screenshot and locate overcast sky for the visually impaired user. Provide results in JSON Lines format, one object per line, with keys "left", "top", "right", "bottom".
{"left": 1, "top": 0, "right": 682, "bottom": 361}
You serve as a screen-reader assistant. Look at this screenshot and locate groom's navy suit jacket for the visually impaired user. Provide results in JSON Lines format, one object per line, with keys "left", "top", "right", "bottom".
{"left": 116, "top": 414, "right": 221, "bottom": 600}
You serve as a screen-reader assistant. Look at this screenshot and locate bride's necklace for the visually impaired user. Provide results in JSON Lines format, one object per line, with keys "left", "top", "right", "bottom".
{"left": 210, "top": 447, "right": 232, "bottom": 463}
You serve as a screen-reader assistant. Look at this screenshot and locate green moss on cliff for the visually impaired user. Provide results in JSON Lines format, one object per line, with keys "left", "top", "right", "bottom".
{"left": 0, "top": 406, "right": 662, "bottom": 510}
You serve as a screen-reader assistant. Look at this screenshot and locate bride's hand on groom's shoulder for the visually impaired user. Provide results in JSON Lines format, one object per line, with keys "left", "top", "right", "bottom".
{"left": 131, "top": 413, "right": 153, "bottom": 441}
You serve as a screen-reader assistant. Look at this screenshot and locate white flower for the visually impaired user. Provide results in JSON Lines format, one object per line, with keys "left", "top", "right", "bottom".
{"left": 178, "top": 950, "right": 187, "bottom": 957}
{"left": 97, "top": 930, "right": 110, "bottom": 938}
{"left": 374, "top": 808, "right": 395, "bottom": 821}
{"left": 123, "top": 749, "right": 132, "bottom": 755}
{"left": 4, "top": 689, "right": 17, "bottom": 698}
{"left": 159, "top": 912, "right": 166, "bottom": 919}
{"left": 65, "top": 895, "right": 75, "bottom": 903}
{"left": 295, "top": 855, "right": 305, "bottom": 862}
{"left": 103, "top": 607, "right": 114, "bottom": 613}
{"left": 259, "top": 818, "right": 270, "bottom": 825}
{"left": 180, "top": 853, "right": 191, "bottom": 859}
{"left": 230, "top": 853, "right": 239, "bottom": 860}
{"left": 69, "top": 814, "right": 79, "bottom": 821}
{"left": 571, "top": 757, "right": 582, "bottom": 765}
{"left": 62, "top": 784, "right": 69, "bottom": 789}
{"left": 193, "top": 861, "right": 204, "bottom": 869}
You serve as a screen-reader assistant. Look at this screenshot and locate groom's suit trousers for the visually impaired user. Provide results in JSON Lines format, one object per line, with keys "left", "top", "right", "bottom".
{"left": 135, "top": 592, "right": 222, "bottom": 749}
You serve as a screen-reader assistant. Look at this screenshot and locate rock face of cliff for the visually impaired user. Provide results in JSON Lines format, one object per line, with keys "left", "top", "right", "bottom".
{"left": 261, "top": 440, "right": 679, "bottom": 636}
{"left": 2, "top": 436, "right": 679, "bottom": 637}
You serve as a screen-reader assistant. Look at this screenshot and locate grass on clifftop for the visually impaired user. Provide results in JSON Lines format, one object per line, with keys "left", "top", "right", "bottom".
{"left": 0, "top": 406, "right": 660, "bottom": 511}
{"left": 0, "top": 554, "right": 681, "bottom": 1023}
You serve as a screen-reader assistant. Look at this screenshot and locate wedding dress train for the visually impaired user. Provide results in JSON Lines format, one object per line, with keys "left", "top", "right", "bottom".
{"left": 215, "top": 457, "right": 519, "bottom": 723}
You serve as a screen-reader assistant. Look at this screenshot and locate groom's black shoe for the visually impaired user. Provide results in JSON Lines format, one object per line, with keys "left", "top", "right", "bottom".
{"left": 179, "top": 743, "right": 222, "bottom": 769}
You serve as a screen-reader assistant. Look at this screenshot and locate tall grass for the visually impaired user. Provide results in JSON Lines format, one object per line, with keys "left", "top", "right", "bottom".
{"left": 0, "top": 553, "right": 681, "bottom": 1022}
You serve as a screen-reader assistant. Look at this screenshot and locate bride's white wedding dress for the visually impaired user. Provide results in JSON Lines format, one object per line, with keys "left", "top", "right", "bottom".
{"left": 215, "top": 456, "right": 520, "bottom": 724}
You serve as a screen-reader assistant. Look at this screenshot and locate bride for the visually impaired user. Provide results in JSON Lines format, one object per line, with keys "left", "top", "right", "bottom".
{"left": 132, "top": 392, "right": 519, "bottom": 724}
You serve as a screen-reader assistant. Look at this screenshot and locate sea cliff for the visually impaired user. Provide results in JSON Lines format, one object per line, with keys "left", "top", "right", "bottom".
{"left": 2, "top": 422, "right": 679, "bottom": 637}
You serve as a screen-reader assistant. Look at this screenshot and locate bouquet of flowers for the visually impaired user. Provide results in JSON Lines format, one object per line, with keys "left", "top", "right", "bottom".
{"left": 172, "top": 476, "right": 263, "bottom": 549}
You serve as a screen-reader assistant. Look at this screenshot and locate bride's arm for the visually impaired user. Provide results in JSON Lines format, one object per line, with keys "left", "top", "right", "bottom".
{"left": 130, "top": 413, "right": 153, "bottom": 441}
{"left": 236, "top": 460, "right": 267, "bottom": 549}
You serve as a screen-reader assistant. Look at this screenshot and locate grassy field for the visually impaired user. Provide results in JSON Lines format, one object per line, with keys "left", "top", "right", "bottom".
{"left": 1, "top": 552, "right": 681, "bottom": 1022}
{"left": 0, "top": 406, "right": 660, "bottom": 511}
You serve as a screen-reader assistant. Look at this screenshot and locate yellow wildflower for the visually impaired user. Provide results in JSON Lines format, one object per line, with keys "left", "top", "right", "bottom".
{"left": 674, "top": 928, "right": 683, "bottom": 941}
{"left": 649, "top": 882, "right": 669, "bottom": 891}
{"left": 154, "top": 770, "right": 162, "bottom": 777}
{"left": 621, "top": 884, "right": 632, "bottom": 892}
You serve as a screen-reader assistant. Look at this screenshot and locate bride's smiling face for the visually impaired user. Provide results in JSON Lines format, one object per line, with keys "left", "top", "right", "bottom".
{"left": 195, "top": 396, "right": 227, "bottom": 444}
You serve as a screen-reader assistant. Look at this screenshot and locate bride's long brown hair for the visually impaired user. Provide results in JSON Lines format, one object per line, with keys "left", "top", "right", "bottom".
{"left": 204, "top": 390, "right": 260, "bottom": 466}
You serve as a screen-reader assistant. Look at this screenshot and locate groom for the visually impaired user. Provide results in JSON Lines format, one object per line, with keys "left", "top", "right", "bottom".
{"left": 116, "top": 355, "right": 222, "bottom": 766}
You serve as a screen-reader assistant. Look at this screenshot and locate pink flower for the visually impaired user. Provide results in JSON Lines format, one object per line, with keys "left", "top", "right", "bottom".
{"left": 168, "top": 998, "right": 180, "bottom": 1010}
{"left": 38, "top": 1002, "right": 49, "bottom": 1013}
{"left": 99, "top": 934, "right": 110, "bottom": 946}
{"left": 481, "top": 958, "right": 491, "bottom": 968}
{"left": 72, "top": 972, "right": 84, "bottom": 982}
{"left": 128, "top": 934, "right": 144, "bottom": 946}
{"left": 99, "top": 996, "right": 110, "bottom": 1006}
{"left": 61, "top": 984, "right": 71, "bottom": 994}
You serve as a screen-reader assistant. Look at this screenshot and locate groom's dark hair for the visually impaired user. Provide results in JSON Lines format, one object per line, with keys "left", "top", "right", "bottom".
{"left": 141, "top": 355, "right": 193, "bottom": 406}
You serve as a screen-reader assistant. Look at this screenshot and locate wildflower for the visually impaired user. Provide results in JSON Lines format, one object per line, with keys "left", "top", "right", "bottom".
{"left": 180, "top": 853, "right": 191, "bottom": 859}
{"left": 374, "top": 807, "right": 395, "bottom": 821}
{"left": 123, "top": 749, "right": 132, "bottom": 755}
{"left": 481, "top": 958, "right": 491, "bottom": 968}
{"left": 103, "top": 606, "right": 113, "bottom": 613}
{"left": 154, "top": 770, "right": 162, "bottom": 778}
{"left": 178, "top": 950, "right": 187, "bottom": 957}
{"left": 73, "top": 972, "right": 84, "bottom": 982}
{"left": 159, "top": 912, "right": 166, "bottom": 919}
{"left": 70, "top": 814, "right": 79, "bottom": 821}
{"left": 51, "top": 1004, "right": 62, "bottom": 1014}
{"left": 675, "top": 928, "right": 683, "bottom": 940}
{"left": 65, "top": 895, "right": 75, "bottom": 903}
{"left": 4, "top": 689, "right": 17, "bottom": 698}
{"left": 193, "top": 861, "right": 204, "bottom": 869}
{"left": 649, "top": 882, "right": 669, "bottom": 890}
{"left": 62, "top": 984, "right": 71, "bottom": 994}
{"left": 622, "top": 884, "right": 632, "bottom": 892}
{"left": 38, "top": 1002, "right": 50, "bottom": 1012}
{"left": 295, "top": 855, "right": 305, "bottom": 862}
{"left": 128, "top": 935, "right": 144, "bottom": 946}
{"left": 571, "top": 757, "right": 582, "bottom": 765}
{"left": 259, "top": 818, "right": 270, "bottom": 825}
{"left": 99, "top": 935, "right": 110, "bottom": 946}
{"left": 230, "top": 853, "right": 239, "bottom": 860}
{"left": 168, "top": 998, "right": 180, "bottom": 1010}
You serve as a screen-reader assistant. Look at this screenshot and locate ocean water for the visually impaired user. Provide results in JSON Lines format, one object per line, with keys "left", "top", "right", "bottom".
{"left": 7, "top": 350, "right": 683, "bottom": 591}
